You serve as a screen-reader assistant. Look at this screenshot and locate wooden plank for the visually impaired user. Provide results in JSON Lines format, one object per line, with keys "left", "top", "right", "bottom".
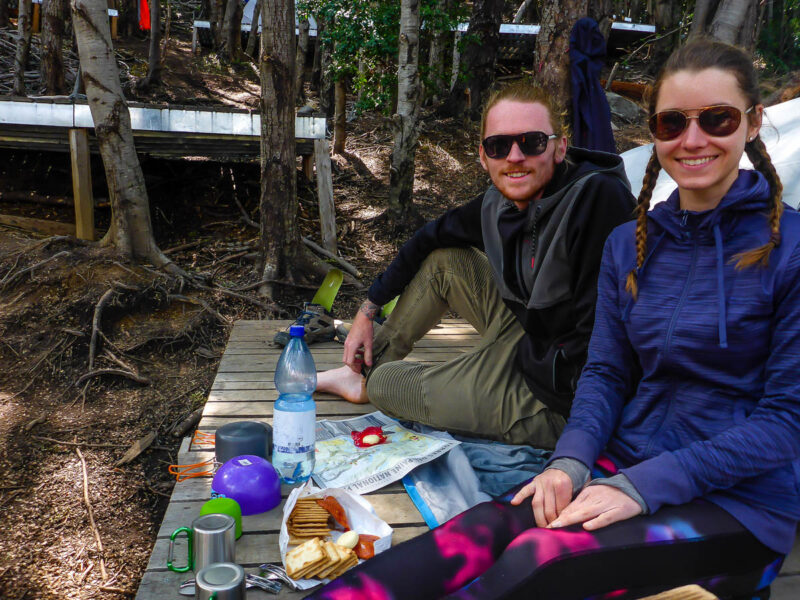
{"left": 157, "top": 492, "right": 421, "bottom": 538}
{"left": 68, "top": 128, "right": 95, "bottom": 241}
{"left": 0, "top": 213, "right": 76, "bottom": 236}
{"left": 314, "top": 138, "right": 336, "bottom": 253}
{"left": 136, "top": 525, "right": 430, "bottom": 599}
{"left": 201, "top": 400, "right": 372, "bottom": 418}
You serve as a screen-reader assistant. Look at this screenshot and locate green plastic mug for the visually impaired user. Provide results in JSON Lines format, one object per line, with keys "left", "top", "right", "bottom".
{"left": 200, "top": 497, "right": 243, "bottom": 539}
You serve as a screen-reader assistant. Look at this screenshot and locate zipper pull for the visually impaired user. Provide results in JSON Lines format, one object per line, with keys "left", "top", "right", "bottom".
{"left": 681, "top": 210, "right": 688, "bottom": 226}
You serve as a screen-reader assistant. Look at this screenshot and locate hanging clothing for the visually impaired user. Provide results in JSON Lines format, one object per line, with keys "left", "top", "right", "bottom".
{"left": 139, "top": 0, "right": 151, "bottom": 31}
{"left": 569, "top": 17, "right": 616, "bottom": 153}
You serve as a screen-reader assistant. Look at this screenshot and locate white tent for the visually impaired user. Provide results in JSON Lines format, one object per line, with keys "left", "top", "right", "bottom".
{"left": 621, "top": 97, "right": 800, "bottom": 209}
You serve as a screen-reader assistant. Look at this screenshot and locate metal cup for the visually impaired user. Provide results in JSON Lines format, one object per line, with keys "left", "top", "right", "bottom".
{"left": 168, "top": 513, "right": 236, "bottom": 573}
{"left": 195, "top": 562, "right": 246, "bottom": 600}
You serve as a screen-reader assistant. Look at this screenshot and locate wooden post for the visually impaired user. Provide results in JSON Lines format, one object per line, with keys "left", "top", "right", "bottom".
{"left": 313, "top": 138, "right": 336, "bottom": 253}
{"left": 192, "top": 24, "right": 198, "bottom": 54}
{"left": 110, "top": 15, "right": 118, "bottom": 39}
{"left": 68, "top": 128, "right": 95, "bottom": 241}
{"left": 32, "top": 2, "right": 41, "bottom": 33}
{"left": 301, "top": 154, "right": 314, "bottom": 180}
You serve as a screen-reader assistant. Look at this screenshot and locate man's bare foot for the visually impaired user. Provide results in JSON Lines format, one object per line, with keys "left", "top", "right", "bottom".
{"left": 317, "top": 365, "right": 369, "bottom": 404}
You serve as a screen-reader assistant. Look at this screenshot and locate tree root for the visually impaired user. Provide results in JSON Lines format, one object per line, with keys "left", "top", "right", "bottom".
{"left": 1, "top": 250, "right": 70, "bottom": 290}
{"left": 89, "top": 288, "right": 115, "bottom": 371}
{"left": 75, "top": 369, "right": 151, "bottom": 387}
{"left": 302, "top": 236, "right": 361, "bottom": 279}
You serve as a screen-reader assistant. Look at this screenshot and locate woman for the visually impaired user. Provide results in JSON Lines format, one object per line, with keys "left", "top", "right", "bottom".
{"left": 306, "top": 39, "right": 799, "bottom": 600}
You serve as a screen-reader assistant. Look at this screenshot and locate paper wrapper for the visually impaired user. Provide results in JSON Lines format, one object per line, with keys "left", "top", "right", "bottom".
{"left": 278, "top": 480, "right": 393, "bottom": 590}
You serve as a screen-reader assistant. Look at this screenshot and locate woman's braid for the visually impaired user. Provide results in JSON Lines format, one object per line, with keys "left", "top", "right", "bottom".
{"left": 626, "top": 151, "right": 661, "bottom": 299}
{"left": 734, "top": 137, "right": 785, "bottom": 269}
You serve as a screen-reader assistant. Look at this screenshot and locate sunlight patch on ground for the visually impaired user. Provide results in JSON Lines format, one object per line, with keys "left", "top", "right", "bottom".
{"left": 420, "top": 142, "right": 465, "bottom": 173}
{"left": 353, "top": 207, "right": 383, "bottom": 219}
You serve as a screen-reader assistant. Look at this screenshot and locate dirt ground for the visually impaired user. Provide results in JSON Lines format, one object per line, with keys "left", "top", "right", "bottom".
{"left": 0, "top": 29, "right": 652, "bottom": 600}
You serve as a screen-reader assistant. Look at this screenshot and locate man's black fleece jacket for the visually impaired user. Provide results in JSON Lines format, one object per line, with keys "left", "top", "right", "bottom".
{"left": 367, "top": 147, "right": 636, "bottom": 418}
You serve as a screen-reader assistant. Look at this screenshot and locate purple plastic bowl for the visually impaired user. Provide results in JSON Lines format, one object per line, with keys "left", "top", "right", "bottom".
{"left": 211, "top": 455, "right": 281, "bottom": 515}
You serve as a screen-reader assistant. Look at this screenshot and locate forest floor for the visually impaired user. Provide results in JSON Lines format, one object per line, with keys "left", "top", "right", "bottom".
{"left": 0, "top": 28, "right": 656, "bottom": 600}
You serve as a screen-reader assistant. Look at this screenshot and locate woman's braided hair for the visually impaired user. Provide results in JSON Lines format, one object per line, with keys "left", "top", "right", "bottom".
{"left": 625, "top": 38, "right": 784, "bottom": 299}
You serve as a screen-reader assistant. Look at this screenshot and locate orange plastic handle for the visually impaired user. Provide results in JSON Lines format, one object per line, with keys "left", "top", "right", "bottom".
{"left": 168, "top": 459, "right": 214, "bottom": 482}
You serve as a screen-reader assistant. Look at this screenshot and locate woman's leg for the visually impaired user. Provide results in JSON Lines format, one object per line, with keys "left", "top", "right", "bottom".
{"left": 305, "top": 499, "right": 536, "bottom": 600}
{"left": 304, "top": 499, "right": 782, "bottom": 600}
{"left": 446, "top": 500, "right": 782, "bottom": 600}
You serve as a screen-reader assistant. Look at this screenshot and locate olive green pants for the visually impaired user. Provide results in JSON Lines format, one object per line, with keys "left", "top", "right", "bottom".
{"left": 366, "top": 247, "right": 565, "bottom": 449}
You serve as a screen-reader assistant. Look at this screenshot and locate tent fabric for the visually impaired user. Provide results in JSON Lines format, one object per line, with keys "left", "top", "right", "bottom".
{"left": 621, "top": 97, "right": 800, "bottom": 209}
{"left": 139, "top": 0, "right": 150, "bottom": 31}
{"left": 569, "top": 17, "right": 616, "bottom": 153}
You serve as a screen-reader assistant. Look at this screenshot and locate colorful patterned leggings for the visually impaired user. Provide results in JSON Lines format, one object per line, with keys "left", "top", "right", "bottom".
{"left": 306, "top": 496, "right": 783, "bottom": 600}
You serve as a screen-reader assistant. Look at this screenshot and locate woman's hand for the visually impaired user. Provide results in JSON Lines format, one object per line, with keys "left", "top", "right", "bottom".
{"left": 342, "top": 310, "right": 375, "bottom": 373}
{"left": 510, "top": 469, "right": 574, "bottom": 528}
{"left": 548, "top": 485, "right": 642, "bottom": 531}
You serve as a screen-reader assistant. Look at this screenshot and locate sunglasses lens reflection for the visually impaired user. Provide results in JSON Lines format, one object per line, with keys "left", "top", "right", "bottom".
{"left": 483, "top": 132, "right": 550, "bottom": 159}
{"left": 649, "top": 106, "right": 743, "bottom": 141}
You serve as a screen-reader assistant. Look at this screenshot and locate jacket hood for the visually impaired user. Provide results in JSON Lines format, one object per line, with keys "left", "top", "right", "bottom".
{"left": 648, "top": 169, "right": 772, "bottom": 241}
{"left": 625, "top": 169, "right": 773, "bottom": 350}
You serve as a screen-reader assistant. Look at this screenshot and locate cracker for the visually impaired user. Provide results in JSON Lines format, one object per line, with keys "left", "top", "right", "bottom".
{"left": 285, "top": 537, "right": 326, "bottom": 579}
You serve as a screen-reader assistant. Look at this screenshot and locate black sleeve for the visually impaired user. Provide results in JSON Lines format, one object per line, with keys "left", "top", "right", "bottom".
{"left": 561, "top": 174, "right": 636, "bottom": 361}
{"left": 367, "top": 193, "right": 486, "bottom": 305}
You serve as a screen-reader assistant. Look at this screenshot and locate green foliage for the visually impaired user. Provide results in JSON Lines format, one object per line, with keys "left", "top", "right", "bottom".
{"left": 756, "top": 0, "right": 800, "bottom": 74}
{"left": 298, "top": 0, "right": 467, "bottom": 113}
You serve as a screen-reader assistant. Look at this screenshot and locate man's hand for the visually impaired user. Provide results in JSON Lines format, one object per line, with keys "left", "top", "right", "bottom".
{"left": 510, "top": 469, "right": 573, "bottom": 528}
{"left": 548, "top": 485, "right": 642, "bottom": 531}
{"left": 342, "top": 305, "right": 376, "bottom": 372}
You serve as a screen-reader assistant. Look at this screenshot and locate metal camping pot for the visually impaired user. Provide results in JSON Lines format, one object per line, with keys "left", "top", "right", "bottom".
{"left": 168, "top": 513, "right": 236, "bottom": 573}
{"left": 195, "top": 562, "right": 246, "bottom": 600}
{"left": 215, "top": 421, "right": 273, "bottom": 464}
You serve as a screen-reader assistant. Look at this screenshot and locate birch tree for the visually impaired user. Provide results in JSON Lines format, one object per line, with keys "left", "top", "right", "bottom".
{"left": 41, "top": 0, "right": 69, "bottom": 95}
{"left": 388, "top": 0, "right": 421, "bottom": 221}
{"left": 71, "top": 0, "right": 180, "bottom": 274}
{"left": 13, "top": 0, "right": 33, "bottom": 96}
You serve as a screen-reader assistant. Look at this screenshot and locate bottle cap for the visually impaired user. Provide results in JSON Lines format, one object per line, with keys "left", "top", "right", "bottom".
{"left": 289, "top": 325, "right": 305, "bottom": 337}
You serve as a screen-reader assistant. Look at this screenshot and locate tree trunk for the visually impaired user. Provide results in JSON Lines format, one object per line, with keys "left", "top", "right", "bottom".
{"left": 709, "top": 0, "right": 758, "bottom": 46}
{"left": 0, "top": 0, "right": 10, "bottom": 29}
{"left": 311, "top": 17, "right": 322, "bottom": 91}
{"left": 589, "top": 0, "right": 615, "bottom": 41}
{"left": 689, "top": 0, "right": 717, "bottom": 37}
{"left": 13, "top": 0, "right": 33, "bottom": 96}
{"left": 295, "top": 15, "right": 309, "bottom": 103}
{"left": 442, "top": 0, "right": 503, "bottom": 120}
{"left": 209, "top": 0, "right": 224, "bottom": 49}
{"left": 140, "top": 0, "right": 162, "bottom": 88}
{"left": 534, "top": 0, "right": 588, "bottom": 109}
{"left": 245, "top": 0, "right": 261, "bottom": 59}
{"left": 219, "top": 0, "right": 243, "bottom": 62}
{"left": 319, "top": 16, "right": 335, "bottom": 118}
{"left": 71, "top": 0, "right": 178, "bottom": 274}
{"left": 426, "top": 0, "right": 448, "bottom": 103}
{"left": 387, "top": 0, "right": 421, "bottom": 220}
{"left": 259, "top": 0, "right": 298, "bottom": 295}
{"left": 333, "top": 79, "right": 346, "bottom": 154}
{"left": 513, "top": 0, "right": 536, "bottom": 23}
{"left": 41, "top": 0, "right": 68, "bottom": 95}
{"left": 650, "top": 0, "right": 680, "bottom": 75}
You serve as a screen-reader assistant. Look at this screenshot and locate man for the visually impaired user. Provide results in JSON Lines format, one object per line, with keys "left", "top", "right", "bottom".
{"left": 318, "top": 81, "right": 635, "bottom": 449}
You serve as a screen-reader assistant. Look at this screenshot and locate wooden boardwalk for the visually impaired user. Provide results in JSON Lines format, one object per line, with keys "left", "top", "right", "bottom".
{"left": 135, "top": 318, "right": 479, "bottom": 599}
{"left": 134, "top": 318, "right": 800, "bottom": 599}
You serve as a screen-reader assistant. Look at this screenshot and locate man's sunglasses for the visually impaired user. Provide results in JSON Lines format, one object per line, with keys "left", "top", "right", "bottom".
{"left": 648, "top": 105, "right": 753, "bottom": 141}
{"left": 481, "top": 131, "right": 558, "bottom": 159}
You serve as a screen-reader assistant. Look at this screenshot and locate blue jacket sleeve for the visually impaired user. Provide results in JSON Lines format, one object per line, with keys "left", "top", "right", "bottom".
{"left": 367, "top": 194, "right": 485, "bottom": 306}
{"left": 623, "top": 243, "right": 800, "bottom": 513}
{"left": 549, "top": 233, "right": 640, "bottom": 468}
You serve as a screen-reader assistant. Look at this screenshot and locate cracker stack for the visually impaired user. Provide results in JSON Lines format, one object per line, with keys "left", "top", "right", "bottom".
{"left": 285, "top": 537, "right": 359, "bottom": 580}
{"left": 287, "top": 498, "right": 332, "bottom": 545}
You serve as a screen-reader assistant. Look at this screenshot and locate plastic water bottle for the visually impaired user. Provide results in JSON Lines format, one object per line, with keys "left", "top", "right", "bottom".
{"left": 272, "top": 325, "right": 317, "bottom": 484}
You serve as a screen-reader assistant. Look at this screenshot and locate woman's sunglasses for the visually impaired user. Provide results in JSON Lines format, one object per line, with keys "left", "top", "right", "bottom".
{"left": 481, "top": 131, "right": 558, "bottom": 159}
{"left": 648, "top": 105, "right": 753, "bottom": 141}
